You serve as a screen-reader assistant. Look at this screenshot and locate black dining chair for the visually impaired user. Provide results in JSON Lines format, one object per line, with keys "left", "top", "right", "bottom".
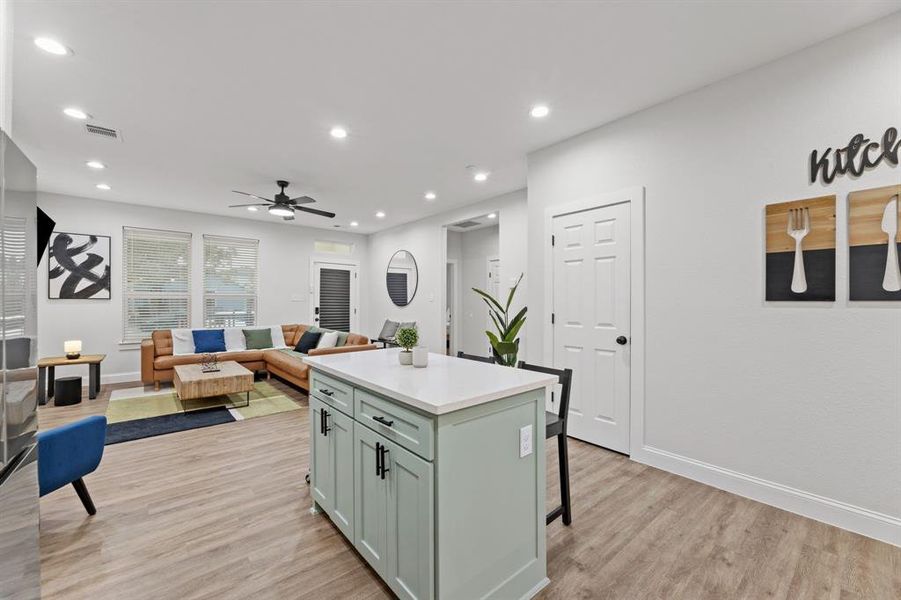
{"left": 456, "top": 351, "right": 495, "bottom": 364}
{"left": 518, "top": 361, "right": 573, "bottom": 526}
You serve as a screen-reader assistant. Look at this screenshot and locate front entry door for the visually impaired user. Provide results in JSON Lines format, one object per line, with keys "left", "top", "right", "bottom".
{"left": 312, "top": 261, "right": 358, "bottom": 332}
{"left": 552, "top": 202, "right": 631, "bottom": 453}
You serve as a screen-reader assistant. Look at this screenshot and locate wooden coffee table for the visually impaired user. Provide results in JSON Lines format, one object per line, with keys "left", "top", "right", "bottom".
{"left": 173, "top": 361, "right": 254, "bottom": 412}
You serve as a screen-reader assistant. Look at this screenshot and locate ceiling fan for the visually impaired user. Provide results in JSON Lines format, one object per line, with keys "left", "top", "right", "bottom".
{"left": 229, "top": 180, "right": 336, "bottom": 220}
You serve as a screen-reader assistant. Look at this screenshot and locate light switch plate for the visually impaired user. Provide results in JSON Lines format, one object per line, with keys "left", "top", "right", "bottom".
{"left": 519, "top": 425, "right": 532, "bottom": 458}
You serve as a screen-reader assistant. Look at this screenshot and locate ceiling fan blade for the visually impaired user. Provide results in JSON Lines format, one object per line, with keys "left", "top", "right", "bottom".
{"left": 229, "top": 203, "right": 269, "bottom": 208}
{"left": 289, "top": 195, "right": 316, "bottom": 205}
{"left": 296, "top": 206, "right": 336, "bottom": 218}
{"left": 232, "top": 190, "right": 274, "bottom": 203}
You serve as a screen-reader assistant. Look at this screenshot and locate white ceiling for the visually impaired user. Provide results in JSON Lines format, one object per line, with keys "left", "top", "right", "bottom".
{"left": 12, "top": 1, "right": 900, "bottom": 233}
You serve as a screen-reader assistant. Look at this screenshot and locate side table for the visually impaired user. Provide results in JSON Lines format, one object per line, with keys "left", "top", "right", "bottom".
{"left": 37, "top": 354, "right": 106, "bottom": 405}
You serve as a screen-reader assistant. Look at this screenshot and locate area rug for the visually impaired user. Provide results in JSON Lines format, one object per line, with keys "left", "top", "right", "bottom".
{"left": 105, "top": 381, "right": 302, "bottom": 445}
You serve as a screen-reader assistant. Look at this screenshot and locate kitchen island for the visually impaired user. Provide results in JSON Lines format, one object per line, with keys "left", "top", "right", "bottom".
{"left": 303, "top": 348, "right": 557, "bottom": 600}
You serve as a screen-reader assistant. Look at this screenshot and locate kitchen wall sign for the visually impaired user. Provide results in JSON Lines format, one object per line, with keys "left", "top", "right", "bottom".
{"left": 848, "top": 184, "right": 901, "bottom": 301}
{"left": 809, "top": 127, "right": 899, "bottom": 184}
{"left": 765, "top": 195, "right": 836, "bottom": 301}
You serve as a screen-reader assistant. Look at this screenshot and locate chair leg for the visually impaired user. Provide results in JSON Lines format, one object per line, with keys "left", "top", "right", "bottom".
{"left": 558, "top": 433, "right": 572, "bottom": 526}
{"left": 71, "top": 478, "right": 97, "bottom": 516}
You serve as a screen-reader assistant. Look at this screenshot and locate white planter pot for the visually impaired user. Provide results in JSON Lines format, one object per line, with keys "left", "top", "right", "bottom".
{"left": 412, "top": 346, "right": 429, "bottom": 368}
{"left": 399, "top": 350, "right": 413, "bottom": 365}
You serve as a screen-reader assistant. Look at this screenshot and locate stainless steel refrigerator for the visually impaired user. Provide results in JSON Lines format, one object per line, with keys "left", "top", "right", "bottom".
{"left": 0, "top": 129, "right": 41, "bottom": 599}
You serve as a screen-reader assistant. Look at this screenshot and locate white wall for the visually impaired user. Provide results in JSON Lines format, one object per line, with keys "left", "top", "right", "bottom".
{"left": 37, "top": 192, "right": 368, "bottom": 382}
{"left": 0, "top": 0, "right": 12, "bottom": 133}
{"left": 459, "top": 225, "right": 498, "bottom": 356}
{"left": 527, "top": 14, "right": 901, "bottom": 544}
{"left": 366, "top": 189, "right": 527, "bottom": 354}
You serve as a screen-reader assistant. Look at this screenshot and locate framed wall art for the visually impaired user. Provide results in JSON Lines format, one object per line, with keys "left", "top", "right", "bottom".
{"left": 849, "top": 184, "right": 901, "bottom": 301}
{"left": 765, "top": 195, "right": 836, "bottom": 301}
{"left": 48, "top": 231, "right": 112, "bottom": 299}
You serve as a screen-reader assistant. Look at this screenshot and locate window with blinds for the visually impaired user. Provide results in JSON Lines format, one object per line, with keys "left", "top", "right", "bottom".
{"left": 1, "top": 216, "right": 28, "bottom": 338}
{"left": 318, "top": 267, "right": 351, "bottom": 331}
{"left": 122, "top": 227, "right": 192, "bottom": 343}
{"left": 203, "top": 235, "right": 259, "bottom": 328}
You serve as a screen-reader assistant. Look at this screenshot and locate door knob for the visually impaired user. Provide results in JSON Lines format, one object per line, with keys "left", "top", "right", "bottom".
{"left": 616, "top": 336, "right": 628, "bottom": 346}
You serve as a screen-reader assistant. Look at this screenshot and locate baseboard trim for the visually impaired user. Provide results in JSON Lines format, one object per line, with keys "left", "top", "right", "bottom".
{"left": 631, "top": 445, "right": 900, "bottom": 547}
{"left": 74, "top": 371, "right": 141, "bottom": 387}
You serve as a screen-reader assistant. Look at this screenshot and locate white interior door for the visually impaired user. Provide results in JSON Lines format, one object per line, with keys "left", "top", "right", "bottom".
{"left": 487, "top": 257, "right": 500, "bottom": 355}
{"left": 312, "top": 261, "right": 359, "bottom": 332}
{"left": 552, "top": 202, "right": 631, "bottom": 453}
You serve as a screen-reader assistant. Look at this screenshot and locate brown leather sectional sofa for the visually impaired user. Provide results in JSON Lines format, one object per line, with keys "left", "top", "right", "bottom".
{"left": 141, "top": 324, "right": 376, "bottom": 391}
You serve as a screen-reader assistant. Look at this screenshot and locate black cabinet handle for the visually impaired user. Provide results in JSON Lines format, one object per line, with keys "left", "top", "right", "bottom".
{"left": 322, "top": 409, "right": 331, "bottom": 436}
{"left": 373, "top": 415, "right": 394, "bottom": 427}
{"left": 319, "top": 408, "right": 324, "bottom": 435}
{"left": 318, "top": 388, "right": 334, "bottom": 397}
{"left": 375, "top": 442, "right": 382, "bottom": 476}
{"left": 379, "top": 445, "right": 390, "bottom": 480}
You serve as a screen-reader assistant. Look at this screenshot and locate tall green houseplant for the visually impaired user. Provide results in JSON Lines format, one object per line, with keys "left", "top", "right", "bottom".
{"left": 472, "top": 273, "right": 526, "bottom": 367}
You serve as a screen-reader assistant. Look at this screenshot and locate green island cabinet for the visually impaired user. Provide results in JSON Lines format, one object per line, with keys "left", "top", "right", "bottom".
{"left": 305, "top": 349, "right": 556, "bottom": 600}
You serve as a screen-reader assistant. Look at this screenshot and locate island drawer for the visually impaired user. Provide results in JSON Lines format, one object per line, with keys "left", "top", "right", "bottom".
{"left": 355, "top": 389, "right": 434, "bottom": 461}
{"left": 310, "top": 371, "right": 354, "bottom": 417}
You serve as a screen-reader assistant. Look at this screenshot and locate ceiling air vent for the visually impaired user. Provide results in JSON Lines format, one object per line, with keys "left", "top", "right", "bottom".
{"left": 84, "top": 123, "right": 122, "bottom": 141}
{"left": 452, "top": 219, "right": 481, "bottom": 228}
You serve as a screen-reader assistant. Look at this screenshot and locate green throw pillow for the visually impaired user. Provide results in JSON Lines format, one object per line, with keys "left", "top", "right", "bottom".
{"left": 243, "top": 328, "right": 273, "bottom": 349}
{"left": 309, "top": 326, "right": 348, "bottom": 346}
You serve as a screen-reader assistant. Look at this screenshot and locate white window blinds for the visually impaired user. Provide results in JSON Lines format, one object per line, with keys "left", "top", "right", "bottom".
{"left": 122, "top": 227, "right": 192, "bottom": 343}
{"left": 1, "top": 216, "right": 28, "bottom": 338}
{"left": 203, "top": 234, "right": 259, "bottom": 328}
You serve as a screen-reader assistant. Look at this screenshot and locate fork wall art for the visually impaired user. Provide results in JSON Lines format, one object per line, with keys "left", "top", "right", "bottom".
{"left": 48, "top": 232, "right": 111, "bottom": 300}
{"left": 765, "top": 196, "right": 836, "bottom": 301}
{"left": 848, "top": 184, "right": 901, "bottom": 301}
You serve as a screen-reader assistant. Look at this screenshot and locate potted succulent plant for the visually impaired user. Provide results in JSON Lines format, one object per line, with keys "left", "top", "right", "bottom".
{"left": 395, "top": 326, "right": 418, "bottom": 365}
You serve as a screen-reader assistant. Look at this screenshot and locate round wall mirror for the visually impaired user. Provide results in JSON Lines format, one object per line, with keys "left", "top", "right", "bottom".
{"left": 386, "top": 250, "right": 418, "bottom": 306}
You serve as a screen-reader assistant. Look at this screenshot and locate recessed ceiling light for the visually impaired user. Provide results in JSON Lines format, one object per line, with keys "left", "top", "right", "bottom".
{"left": 85, "top": 160, "right": 105, "bottom": 170}
{"left": 330, "top": 126, "right": 348, "bottom": 139}
{"left": 34, "top": 37, "right": 70, "bottom": 56}
{"left": 487, "top": 213, "right": 497, "bottom": 219}
{"left": 473, "top": 172, "right": 489, "bottom": 182}
{"left": 95, "top": 183, "right": 111, "bottom": 191}
{"left": 529, "top": 104, "right": 550, "bottom": 118}
{"left": 247, "top": 206, "right": 259, "bottom": 212}
{"left": 375, "top": 211, "right": 386, "bottom": 218}
{"left": 63, "top": 107, "right": 89, "bottom": 120}
{"left": 424, "top": 191, "right": 437, "bottom": 201}
{"left": 350, "top": 221, "right": 359, "bottom": 227}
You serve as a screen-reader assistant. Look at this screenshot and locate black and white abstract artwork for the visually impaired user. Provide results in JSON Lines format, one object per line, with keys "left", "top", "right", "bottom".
{"left": 48, "top": 232, "right": 111, "bottom": 299}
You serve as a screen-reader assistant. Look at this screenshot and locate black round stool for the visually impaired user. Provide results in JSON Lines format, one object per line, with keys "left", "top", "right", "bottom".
{"left": 54, "top": 376, "right": 83, "bottom": 406}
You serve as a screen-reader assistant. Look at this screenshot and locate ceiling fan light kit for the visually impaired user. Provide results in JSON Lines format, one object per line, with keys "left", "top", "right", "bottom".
{"left": 228, "top": 180, "right": 336, "bottom": 221}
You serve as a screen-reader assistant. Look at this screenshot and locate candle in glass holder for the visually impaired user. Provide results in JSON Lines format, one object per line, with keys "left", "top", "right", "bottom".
{"left": 64, "top": 340, "right": 82, "bottom": 359}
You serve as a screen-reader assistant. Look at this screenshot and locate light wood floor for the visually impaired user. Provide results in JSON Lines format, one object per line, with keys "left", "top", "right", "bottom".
{"left": 38, "top": 381, "right": 900, "bottom": 600}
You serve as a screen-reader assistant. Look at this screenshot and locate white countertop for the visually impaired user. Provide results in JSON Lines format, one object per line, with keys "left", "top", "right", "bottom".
{"left": 303, "top": 348, "right": 556, "bottom": 415}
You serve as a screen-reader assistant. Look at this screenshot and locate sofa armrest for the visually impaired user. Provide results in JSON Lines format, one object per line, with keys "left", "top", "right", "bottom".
{"left": 141, "top": 339, "right": 156, "bottom": 384}
{"left": 308, "top": 343, "right": 377, "bottom": 357}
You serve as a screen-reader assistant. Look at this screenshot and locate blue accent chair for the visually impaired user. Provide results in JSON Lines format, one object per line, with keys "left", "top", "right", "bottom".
{"left": 37, "top": 415, "right": 107, "bottom": 515}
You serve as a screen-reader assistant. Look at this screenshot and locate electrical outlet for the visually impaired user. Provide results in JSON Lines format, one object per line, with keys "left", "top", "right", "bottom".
{"left": 519, "top": 425, "right": 532, "bottom": 458}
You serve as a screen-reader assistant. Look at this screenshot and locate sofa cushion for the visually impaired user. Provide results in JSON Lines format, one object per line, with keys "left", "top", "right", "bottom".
{"left": 317, "top": 331, "right": 339, "bottom": 349}
{"left": 154, "top": 350, "right": 263, "bottom": 370}
{"left": 243, "top": 328, "right": 273, "bottom": 349}
{"left": 224, "top": 328, "right": 246, "bottom": 351}
{"left": 264, "top": 349, "right": 310, "bottom": 379}
{"left": 171, "top": 329, "right": 195, "bottom": 355}
{"left": 193, "top": 329, "right": 226, "bottom": 353}
{"left": 295, "top": 330, "right": 321, "bottom": 354}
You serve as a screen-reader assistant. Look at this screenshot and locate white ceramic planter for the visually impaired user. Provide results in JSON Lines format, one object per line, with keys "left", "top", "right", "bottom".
{"left": 412, "top": 346, "right": 429, "bottom": 368}
{"left": 399, "top": 350, "right": 413, "bottom": 365}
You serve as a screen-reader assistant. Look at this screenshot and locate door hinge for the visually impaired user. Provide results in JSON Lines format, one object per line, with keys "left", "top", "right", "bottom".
{"left": 551, "top": 313, "right": 555, "bottom": 324}
{"left": 551, "top": 235, "right": 555, "bottom": 246}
